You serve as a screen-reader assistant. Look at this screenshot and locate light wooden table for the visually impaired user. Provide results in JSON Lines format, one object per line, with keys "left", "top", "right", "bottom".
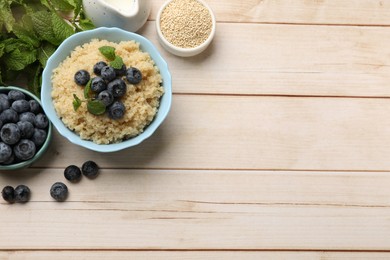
{"left": 1, "top": 1, "right": 390, "bottom": 259}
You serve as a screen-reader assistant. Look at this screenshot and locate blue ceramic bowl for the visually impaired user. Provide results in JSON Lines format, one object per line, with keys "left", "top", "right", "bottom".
{"left": 41, "top": 27, "right": 172, "bottom": 152}
{"left": 0, "top": 86, "right": 52, "bottom": 170}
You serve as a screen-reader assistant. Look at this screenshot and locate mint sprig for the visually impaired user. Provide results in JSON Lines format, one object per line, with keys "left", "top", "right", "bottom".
{"left": 0, "top": 0, "right": 94, "bottom": 96}
{"left": 99, "top": 46, "right": 124, "bottom": 69}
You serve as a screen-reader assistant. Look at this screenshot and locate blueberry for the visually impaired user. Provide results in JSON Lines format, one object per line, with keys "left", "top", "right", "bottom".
{"left": 19, "top": 112, "right": 35, "bottom": 124}
{"left": 74, "top": 70, "right": 90, "bottom": 86}
{"left": 11, "top": 99, "right": 30, "bottom": 113}
{"left": 0, "top": 142, "right": 12, "bottom": 163}
{"left": 91, "top": 77, "right": 107, "bottom": 93}
{"left": 13, "top": 139, "right": 36, "bottom": 161}
{"left": 29, "top": 100, "right": 41, "bottom": 114}
{"left": 114, "top": 64, "right": 127, "bottom": 77}
{"left": 31, "top": 128, "right": 47, "bottom": 147}
{"left": 17, "top": 121, "right": 34, "bottom": 139}
{"left": 50, "top": 182, "right": 68, "bottom": 202}
{"left": 93, "top": 61, "right": 108, "bottom": 75}
{"left": 0, "top": 95, "right": 10, "bottom": 111}
{"left": 1, "top": 123, "right": 21, "bottom": 145}
{"left": 126, "top": 67, "right": 142, "bottom": 84}
{"left": 97, "top": 90, "right": 114, "bottom": 107}
{"left": 2, "top": 153, "right": 14, "bottom": 165}
{"left": 64, "top": 165, "right": 82, "bottom": 182}
{"left": 107, "top": 101, "right": 126, "bottom": 120}
{"left": 2, "top": 186, "right": 15, "bottom": 203}
{"left": 0, "top": 119, "right": 2, "bottom": 129}
{"left": 100, "top": 66, "right": 116, "bottom": 82}
{"left": 34, "top": 113, "right": 49, "bottom": 129}
{"left": 8, "top": 90, "right": 25, "bottom": 101}
{"left": 82, "top": 160, "right": 99, "bottom": 178}
{"left": 107, "top": 78, "right": 127, "bottom": 98}
{"left": 0, "top": 109, "right": 18, "bottom": 123}
{"left": 14, "top": 185, "right": 30, "bottom": 203}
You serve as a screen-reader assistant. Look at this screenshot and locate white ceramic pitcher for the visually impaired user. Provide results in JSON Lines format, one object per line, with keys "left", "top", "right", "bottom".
{"left": 82, "top": 0, "right": 151, "bottom": 32}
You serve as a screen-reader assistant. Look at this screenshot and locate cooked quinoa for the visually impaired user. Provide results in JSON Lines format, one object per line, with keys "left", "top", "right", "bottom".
{"left": 51, "top": 39, "right": 164, "bottom": 144}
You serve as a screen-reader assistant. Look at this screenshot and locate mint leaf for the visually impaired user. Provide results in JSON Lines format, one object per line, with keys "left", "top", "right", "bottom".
{"left": 87, "top": 100, "right": 106, "bottom": 115}
{"left": 3, "top": 47, "right": 37, "bottom": 71}
{"left": 51, "top": 12, "right": 74, "bottom": 42}
{"left": 13, "top": 24, "right": 40, "bottom": 48}
{"left": 73, "top": 94, "right": 82, "bottom": 111}
{"left": 51, "top": 0, "right": 74, "bottom": 11}
{"left": 84, "top": 79, "right": 92, "bottom": 99}
{"left": 37, "top": 42, "right": 56, "bottom": 67}
{"left": 78, "top": 17, "right": 95, "bottom": 31}
{"left": 99, "top": 46, "right": 116, "bottom": 61}
{"left": 31, "top": 11, "right": 60, "bottom": 45}
{"left": 110, "top": 56, "right": 124, "bottom": 70}
{"left": 0, "top": 2, "right": 15, "bottom": 32}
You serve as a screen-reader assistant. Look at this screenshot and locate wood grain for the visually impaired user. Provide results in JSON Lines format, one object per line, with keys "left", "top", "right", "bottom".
{"left": 1, "top": 251, "right": 390, "bottom": 260}
{"left": 34, "top": 95, "right": 390, "bottom": 171}
{"left": 149, "top": 0, "right": 390, "bottom": 25}
{"left": 138, "top": 22, "right": 390, "bottom": 97}
{"left": 1, "top": 169, "right": 390, "bottom": 250}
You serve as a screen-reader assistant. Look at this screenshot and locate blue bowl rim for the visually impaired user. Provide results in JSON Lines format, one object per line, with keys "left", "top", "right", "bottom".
{"left": 0, "top": 86, "right": 52, "bottom": 170}
{"left": 41, "top": 27, "right": 172, "bottom": 153}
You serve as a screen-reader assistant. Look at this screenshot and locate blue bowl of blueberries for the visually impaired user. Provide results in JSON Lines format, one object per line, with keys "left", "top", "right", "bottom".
{"left": 0, "top": 86, "right": 52, "bottom": 170}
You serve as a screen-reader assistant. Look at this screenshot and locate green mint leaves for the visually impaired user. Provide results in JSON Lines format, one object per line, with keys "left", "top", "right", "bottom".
{"left": 0, "top": 0, "right": 94, "bottom": 96}
{"left": 98, "top": 46, "right": 116, "bottom": 61}
{"left": 98, "top": 46, "right": 124, "bottom": 69}
{"left": 73, "top": 80, "right": 105, "bottom": 115}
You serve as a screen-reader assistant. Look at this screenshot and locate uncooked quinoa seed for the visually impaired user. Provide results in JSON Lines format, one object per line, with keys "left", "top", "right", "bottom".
{"left": 160, "top": 0, "right": 212, "bottom": 48}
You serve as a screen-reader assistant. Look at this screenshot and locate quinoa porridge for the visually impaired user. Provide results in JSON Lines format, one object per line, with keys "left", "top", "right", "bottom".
{"left": 51, "top": 39, "right": 164, "bottom": 144}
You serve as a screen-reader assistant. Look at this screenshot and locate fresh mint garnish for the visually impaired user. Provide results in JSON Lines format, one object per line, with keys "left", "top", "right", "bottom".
{"left": 73, "top": 94, "right": 82, "bottom": 111}
{"left": 98, "top": 46, "right": 116, "bottom": 61}
{"left": 84, "top": 79, "right": 93, "bottom": 99}
{"left": 110, "top": 56, "right": 124, "bottom": 69}
{"left": 87, "top": 100, "right": 106, "bottom": 115}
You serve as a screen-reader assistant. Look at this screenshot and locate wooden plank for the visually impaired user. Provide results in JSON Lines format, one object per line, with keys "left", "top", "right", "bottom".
{"left": 1, "top": 169, "right": 390, "bottom": 250}
{"left": 35, "top": 95, "right": 390, "bottom": 171}
{"left": 2, "top": 251, "right": 390, "bottom": 260}
{"left": 138, "top": 22, "right": 390, "bottom": 97}
{"left": 149, "top": 0, "right": 390, "bottom": 25}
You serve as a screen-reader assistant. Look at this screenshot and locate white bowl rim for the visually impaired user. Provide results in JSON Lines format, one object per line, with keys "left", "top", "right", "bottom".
{"left": 41, "top": 27, "right": 172, "bottom": 153}
{"left": 156, "top": 0, "right": 216, "bottom": 55}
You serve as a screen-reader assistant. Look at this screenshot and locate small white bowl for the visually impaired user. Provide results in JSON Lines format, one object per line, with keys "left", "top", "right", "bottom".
{"left": 156, "top": 0, "right": 216, "bottom": 57}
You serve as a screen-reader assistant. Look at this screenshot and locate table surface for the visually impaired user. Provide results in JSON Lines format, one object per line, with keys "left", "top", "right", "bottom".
{"left": 2, "top": 1, "right": 390, "bottom": 259}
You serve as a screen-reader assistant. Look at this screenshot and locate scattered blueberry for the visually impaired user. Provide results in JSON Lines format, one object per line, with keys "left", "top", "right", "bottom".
{"left": 31, "top": 128, "right": 47, "bottom": 147}
{"left": 29, "top": 100, "right": 41, "bottom": 114}
{"left": 8, "top": 90, "right": 25, "bottom": 101}
{"left": 0, "top": 123, "right": 21, "bottom": 145}
{"left": 34, "top": 113, "right": 49, "bottom": 129}
{"left": 107, "top": 78, "right": 127, "bottom": 98}
{"left": 19, "top": 112, "right": 35, "bottom": 124}
{"left": 2, "top": 186, "right": 15, "bottom": 203}
{"left": 82, "top": 160, "right": 99, "bottom": 178}
{"left": 0, "top": 142, "right": 12, "bottom": 163}
{"left": 11, "top": 99, "right": 30, "bottom": 113}
{"left": 93, "top": 61, "right": 108, "bottom": 75}
{"left": 13, "top": 139, "right": 36, "bottom": 161}
{"left": 97, "top": 90, "right": 114, "bottom": 107}
{"left": 64, "top": 165, "right": 82, "bottom": 182}
{"left": 74, "top": 70, "right": 90, "bottom": 86}
{"left": 126, "top": 67, "right": 142, "bottom": 84}
{"left": 14, "top": 185, "right": 31, "bottom": 203}
{"left": 107, "top": 101, "right": 126, "bottom": 120}
{"left": 0, "top": 109, "right": 19, "bottom": 123}
{"left": 100, "top": 66, "right": 116, "bottom": 82}
{"left": 50, "top": 182, "right": 68, "bottom": 202}
{"left": 91, "top": 77, "right": 107, "bottom": 93}
{"left": 17, "top": 121, "right": 34, "bottom": 139}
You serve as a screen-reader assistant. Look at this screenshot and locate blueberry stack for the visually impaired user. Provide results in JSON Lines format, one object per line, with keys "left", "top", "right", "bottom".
{"left": 0, "top": 89, "right": 49, "bottom": 165}
{"left": 74, "top": 61, "right": 142, "bottom": 120}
